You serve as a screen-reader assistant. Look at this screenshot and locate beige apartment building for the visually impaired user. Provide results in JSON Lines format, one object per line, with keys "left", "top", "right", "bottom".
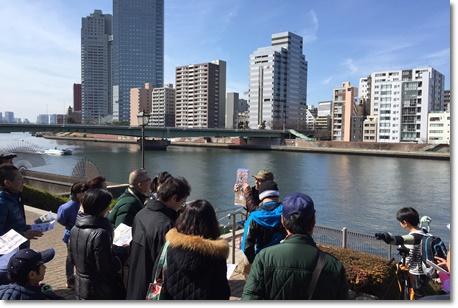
{"left": 175, "top": 60, "right": 226, "bottom": 128}
{"left": 331, "top": 82, "right": 358, "bottom": 141}
{"left": 427, "top": 112, "right": 450, "bottom": 144}
{"left": 130, "top": 83, "right": 153, "bottom": 126}
{"left": 363, "top": 116, "right": 378, "bottom": 142}
{"left": 150, "top": 84, "right": 176, "bottom": 127}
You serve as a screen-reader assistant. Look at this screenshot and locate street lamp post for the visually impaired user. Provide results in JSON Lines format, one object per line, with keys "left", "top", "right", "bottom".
{"left": 137, "top": 110, "right": 150, "bottom": 169}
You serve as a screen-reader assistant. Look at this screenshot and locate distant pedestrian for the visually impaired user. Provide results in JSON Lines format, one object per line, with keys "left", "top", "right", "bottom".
{"left": 0, "top": 248, "right": 62, "bottom": 300}
{"left": 234, "top": 169, "right": 274, "bottom": 213}
{"left": 0, "top": 164, "right": 43, "bottom": 246}
{"left": 86, "top": 176, "right": 107, "bottom": 189}
{"left": 69, "top": 189, "right": 125, "bottom": 300}
{"left": 108, "top": 169, "right": 152, "bottom": 228}
{"left": 240, "top": 180, "right": 286, "bottom": 264}
{"left": 160, "top": 200, "right": 230, "bottom": 300}
{"left": 150, "top": 171, "right": 172, "bottom": 199}
{"left": 242, "top": 193, "right": 348, "bottom": 300}
{"left": 56, "top": 182, "right": 87, "bottom": 289}
{"left": 0, "top": 153, "right": 17, "bottom": 165}
{"left": 126, "top": 177, "right": 190, "bottom": 300}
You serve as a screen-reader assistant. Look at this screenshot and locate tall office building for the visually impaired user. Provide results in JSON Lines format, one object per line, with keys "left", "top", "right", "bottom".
{"left": 226, "top": 92, "right": 239, "bottom": 129}
{"left": 81, "top": 10, "right": 112, "bottom": 124}
{"left": 248, "top": 32, "right": 308, "bottom": 130}
{"left": 0, "top": 112, "right": 2, "bottom": 123}
{"left": 112, "top": 0, "right": 164, "bottom": 123}
{"left": 73, "top": 83, "right": 82, "bottom": 112}
{"left": 361, "top": 67, "right": 444, "bottom": 143}
{"left": 36, "top": 114, "right": 49, "bottom": 125}
{"left": 150, "top": 84, "right": 175, "bottom": 127}
{"left": 4, "top": 112, "right": 14, "bottom": 124}
{"left": 175, "top": 60, "right": 226, "bottom": 128}
{"left": 331, "top": 82, "right": 358, "bottom": 141}
{"left": 444, "top": 90, "right": 450, "bottom": 112}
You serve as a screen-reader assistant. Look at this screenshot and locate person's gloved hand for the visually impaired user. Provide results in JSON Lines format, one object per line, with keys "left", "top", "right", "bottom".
{"left": 374, "top": 232, "right": 394, "bottom": 244}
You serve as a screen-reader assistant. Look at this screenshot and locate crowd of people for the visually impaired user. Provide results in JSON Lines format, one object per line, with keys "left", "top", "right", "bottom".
{"left": 0, "top": 152, "right": 451, "bottom": 300}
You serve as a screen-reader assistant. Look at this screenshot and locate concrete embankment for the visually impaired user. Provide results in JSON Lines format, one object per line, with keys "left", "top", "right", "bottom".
{"left": 42, "top": 134, "right": 450, "bottom": 160}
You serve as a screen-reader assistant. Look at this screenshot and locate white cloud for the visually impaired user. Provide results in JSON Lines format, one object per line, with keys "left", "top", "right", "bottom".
{"left": 300, "top": 10, "right": 319, "bottom": 43}
{"left": 342, "top": 58, "right": 358, "bottom": 73}
{"left": 322, "top": 76, "right": 333, "bottom": 85}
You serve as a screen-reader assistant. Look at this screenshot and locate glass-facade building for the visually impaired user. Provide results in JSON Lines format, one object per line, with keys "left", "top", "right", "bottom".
{"left": 112, "top": 0, "right": 164, "bottom": 122}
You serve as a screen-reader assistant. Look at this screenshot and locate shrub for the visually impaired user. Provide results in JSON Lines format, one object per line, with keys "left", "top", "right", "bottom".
{"left": 22, "top": 185, "right": 69, "bottom": 213}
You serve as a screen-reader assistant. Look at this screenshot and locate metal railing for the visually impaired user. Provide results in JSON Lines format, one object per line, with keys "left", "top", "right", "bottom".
{"left": 220, "top": 210, "right": 392, "bottom": 261}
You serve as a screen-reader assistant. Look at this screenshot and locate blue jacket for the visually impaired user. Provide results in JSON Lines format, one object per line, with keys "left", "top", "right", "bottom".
{"left": 0, "top": 283, "right": 62, "bottom": 300}
{"left": 0, "top": 188, "right": 28, "bottom": 237}
{"left": 240, "top": 201, "right": 286, "bottom": 263}
{"left": 57, "top": 200, "right": 80, "bottom": 243}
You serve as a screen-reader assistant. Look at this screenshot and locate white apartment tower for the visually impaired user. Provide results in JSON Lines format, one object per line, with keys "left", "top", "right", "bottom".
{"left": 361, "top": 67, "right": 444, "bottom": 143}
{"left": 248, "top": 32, "right": 308, "bottom": 130}
{"left": 150, "top": 84, "right": 175, "bottom": 127}
{"left": 175, "top": 60, "right": 226, "bottom": 128}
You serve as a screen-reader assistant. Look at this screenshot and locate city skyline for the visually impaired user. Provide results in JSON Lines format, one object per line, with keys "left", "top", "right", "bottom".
{"left": 0, "top": 0, "right": 450, "bottom": 121}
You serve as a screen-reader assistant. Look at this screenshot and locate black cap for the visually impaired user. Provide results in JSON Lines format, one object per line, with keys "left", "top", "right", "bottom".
{"left": 0, "top": 153, "right": 17, "bottom": 160}
{"left": 258, "top": 180, "right": 279, "bottom": 200}
{"left": 7, "top": 248, "right": 55, "bottom": 279}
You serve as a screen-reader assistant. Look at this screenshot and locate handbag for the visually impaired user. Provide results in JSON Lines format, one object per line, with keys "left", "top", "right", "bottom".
{"left": 145, "top": 241, "right": 169, "bottom": 300}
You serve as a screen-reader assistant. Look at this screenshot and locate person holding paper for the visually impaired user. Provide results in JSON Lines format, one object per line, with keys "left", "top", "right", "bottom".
{"left": 69, "top": 189, "right": 125, "bottom": 300}
{"left": 234, "top": 169, "right": 274, "bottom": 213}
{"left": 0, "top": 164, "right": 42, "bottom": 247}
{"left": 56, "top": 182, "right": 86, "bottom": 289}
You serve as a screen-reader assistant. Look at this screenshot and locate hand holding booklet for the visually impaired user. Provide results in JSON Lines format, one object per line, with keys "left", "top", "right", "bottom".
{"left": 113, "top": 223, "right": 132, "bottom": 247}
{"left": 0, "top": 229, "right": 27, "bottom": 255}
{"left": 31, "top": 220, "right": 56, "bottom": 232}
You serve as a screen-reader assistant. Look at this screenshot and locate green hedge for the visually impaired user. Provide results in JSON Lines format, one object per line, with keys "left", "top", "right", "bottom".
{"left": 22, "top": 185, "right": 118, "bottom": 213}
{"left": 319, "top": 245, "right": 441, "bottom": 299}
{"left": 22, "top": 185, "right": 69, "bottom": 213}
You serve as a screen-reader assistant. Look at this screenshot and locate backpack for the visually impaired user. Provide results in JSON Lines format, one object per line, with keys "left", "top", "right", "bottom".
{"left": 420, "top": 233, "right": 448, "bottom": 277}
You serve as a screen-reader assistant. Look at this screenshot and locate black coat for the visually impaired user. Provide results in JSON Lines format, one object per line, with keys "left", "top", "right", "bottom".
{"left": 161, "top": 228, "right": 231, "bottom": 300}
{"left": 126, "top": 199, "right": 179, "bottom": 300}
{"left": 69, "top": 213, "right": 125, "bottom": 300}
{"left": 0, "top": 283, "right": 62, "bottom": 300}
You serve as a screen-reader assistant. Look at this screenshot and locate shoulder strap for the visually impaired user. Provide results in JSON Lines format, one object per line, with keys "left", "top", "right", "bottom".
{"left": 152, "top": 241, "right": 169, "bottom": 282}
{"left": 306, "top": 250, "right": 326, "bottom": 300}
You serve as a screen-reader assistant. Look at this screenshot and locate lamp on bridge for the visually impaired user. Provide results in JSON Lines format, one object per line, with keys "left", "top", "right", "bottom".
{"left": 137, "top": 110, "right": 150, "bottom": 169}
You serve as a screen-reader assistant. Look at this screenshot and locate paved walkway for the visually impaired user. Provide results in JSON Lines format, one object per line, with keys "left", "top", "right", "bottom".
{"left": 25, "top": 206, "right": 246, "bottom": 300}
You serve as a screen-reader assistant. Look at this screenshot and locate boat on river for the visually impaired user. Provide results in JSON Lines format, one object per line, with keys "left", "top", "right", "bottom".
{"left": 44, "top": 147, "right": 72, "bottom": 156}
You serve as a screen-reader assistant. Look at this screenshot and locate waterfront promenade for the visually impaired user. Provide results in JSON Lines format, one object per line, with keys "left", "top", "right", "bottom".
{"left": 25, "top": 206, "right": 246, "bottom": 300}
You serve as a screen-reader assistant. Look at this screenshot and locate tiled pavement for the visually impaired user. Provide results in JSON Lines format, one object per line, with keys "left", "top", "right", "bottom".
{"left": 25, "top": 206, "right": 246, "bottom": 300}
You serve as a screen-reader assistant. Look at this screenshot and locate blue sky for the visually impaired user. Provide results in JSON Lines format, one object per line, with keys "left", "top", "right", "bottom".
{"left": 0, "top": 0, "right": 450, "bottom": 121}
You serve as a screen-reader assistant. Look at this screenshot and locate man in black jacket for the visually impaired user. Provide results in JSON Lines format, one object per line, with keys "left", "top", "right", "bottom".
{"left": 126, "top": 176, "right": 191, "bottom": 300}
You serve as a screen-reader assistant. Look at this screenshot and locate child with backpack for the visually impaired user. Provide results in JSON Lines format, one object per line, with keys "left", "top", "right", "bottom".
{"left": 375, "top": 207, "right": 445, "bottom": 299}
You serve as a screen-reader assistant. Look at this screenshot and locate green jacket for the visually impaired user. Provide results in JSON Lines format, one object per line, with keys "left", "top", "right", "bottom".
{"left": 242, "top": 234, "right": 348, "bottom": 300}
{"left": 108, "top": 188, "right": 146, "bottom": 228}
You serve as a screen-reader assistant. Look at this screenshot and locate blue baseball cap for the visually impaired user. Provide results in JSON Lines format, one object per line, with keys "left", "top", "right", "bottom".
{"left": 7, "top": 248, "right": 55, "bottom": 278}
{"left": 282, "top": 193, "right": 315, "bottom": 220}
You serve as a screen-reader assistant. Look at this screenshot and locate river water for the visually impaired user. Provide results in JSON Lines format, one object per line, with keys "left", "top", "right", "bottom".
{"left": 0, "top": 133, "right": 451, "bottom": 243}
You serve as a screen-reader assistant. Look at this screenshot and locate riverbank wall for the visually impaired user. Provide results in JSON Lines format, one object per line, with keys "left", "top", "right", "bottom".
{"left": 42, "top": 133, "right": 450, "bottom": 160}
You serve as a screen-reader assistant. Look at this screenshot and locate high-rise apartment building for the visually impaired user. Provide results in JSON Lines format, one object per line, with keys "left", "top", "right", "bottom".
{"left": 73, "top": 83, "right": 82, "bottom": 112}
{"left": 150, "top": 84, "right": 175, "bottom": 127}
{"left": 226, "top": 92, "right": 240, "bottom": 129}
{"left": 81, "top": 10, "right": 112, "bottom": 124}
{"left": 331, "top": 82, "right": 358, "bottom": 141}
{"left": 0, "top": 112, "right": 3, "bottom": 123}
{"left": 317, "top": 101, "right": 332, "bottom": 117}
{"left": 444, "top": 90, "right": 450, "bottom": 112}
{"left": 248, "top": 32, "right": 308, "bottom": 130}
{"left": 36, "top": 114, "right": 49, "bottom": 125}
{"left": 427, "top": 112, "right": 450, "bottom": 144}
{"left": 360, "top": 67, "right": 444, "bottom": 143}
{"left": 112, "top": 0, "right": 164, "bottom": 123}
{"left": 175, "top": 60, "right": 226, "bottom": 128}
{"left": 130, "top": 83, "right": 153, "bottom": 126}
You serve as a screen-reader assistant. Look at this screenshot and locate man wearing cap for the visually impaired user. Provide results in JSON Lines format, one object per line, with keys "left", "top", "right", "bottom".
{"left": 238, "top": 169, "right": 274, "bottom": 213}
{"left": 0, "top": 164, "right": 43, "bottom": 244}
{"left": 0, "top": 248, "right": 62, "bottom": 300}
{"left": 240, "top": 180, "right": 286, "bottom": 264}
{"left": 242, "top": 192, "right": 348, "bottom": 300}
{"left": 0, "top": 153, "right": 17, "bottom": 165}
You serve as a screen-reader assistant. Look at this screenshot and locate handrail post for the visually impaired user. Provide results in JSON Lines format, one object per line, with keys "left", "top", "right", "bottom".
{"left": 342, "top": 227, "right": 347, "bottom": 248}
{"left": 388, "top": 244, "right": 392, "bottom": 260}
{"left": 231, "top": 213, "right": 236, "bottom": 264}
